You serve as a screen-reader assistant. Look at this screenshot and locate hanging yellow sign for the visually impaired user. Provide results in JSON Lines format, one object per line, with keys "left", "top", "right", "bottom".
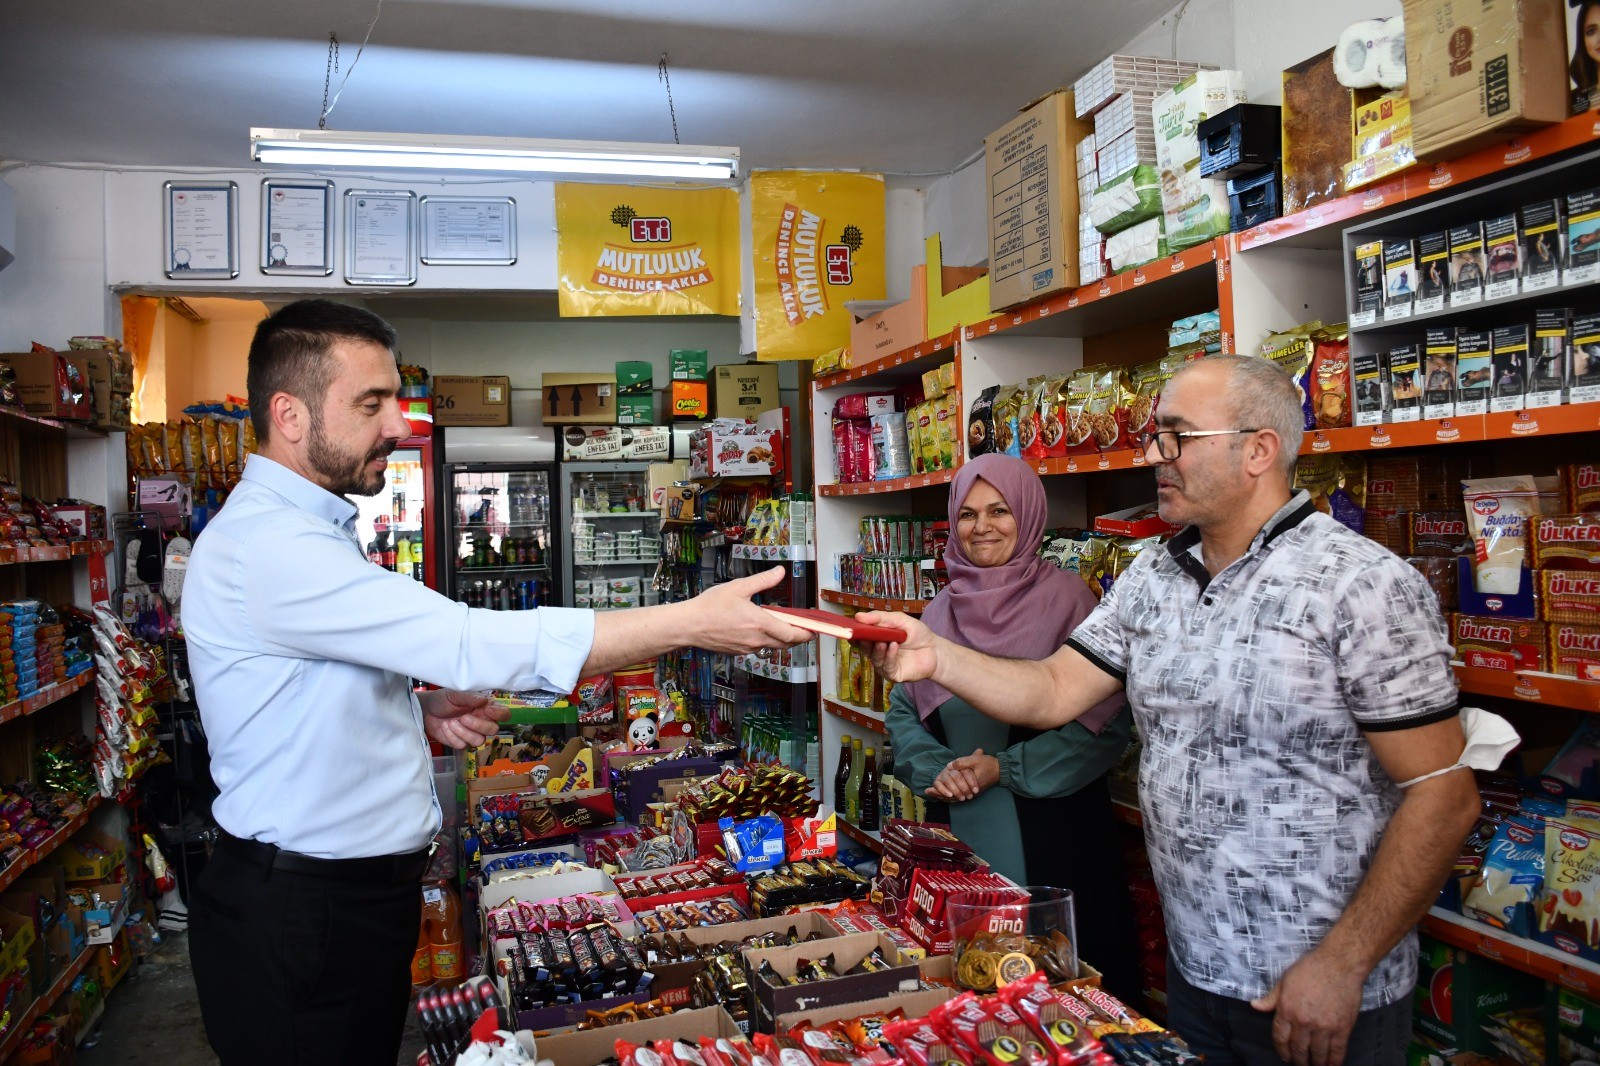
{"left": 750, "top": 171, "right": 885, "bottom": 362}
{"left": 556, "top": 184, "right": 740, "bottom": 317}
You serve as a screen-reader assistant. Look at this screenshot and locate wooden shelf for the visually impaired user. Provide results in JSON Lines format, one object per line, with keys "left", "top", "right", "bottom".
{"left": 0, "top": 539, "right": 114, "bottom": 566}
{"left": 816, "top": 329, "right": 962, "bottom": 389}
{"left": 1453, "top": 664, "right": 1600, "bottom": 713}
{"left": 1238, "top": 110, "right": 1600, "bottom": 252}
{"left": 0, "top": 406, "right": 108, "bottom": 439}
{"left": 1111, "top": 798, "right": 1143, "bottom": 829}
{"left": 0, "top": 671, "right": 95, "bottom": 728}
{"left": 1421, "top": 907, "right": 1600, "bottom": 1001}
{"left": 819, "top": 590, "right": 927, "bottom": 615}
{"left": 0, "top": 794, "right": 105, "bottom": 894}
{"left": 837, "top": 816, "right": 883, "bottom": 854}
{"left": 822, "top": 698, "right": 887, "bottom": 735}
{"left": 0, "top": 943, "right": 102, "bottom": 1061}
{"left": 963, "top": 239, "right": 1225, "bottom": 341}
{"left": 819, "top": 467, "right": 958, "bottom": 497}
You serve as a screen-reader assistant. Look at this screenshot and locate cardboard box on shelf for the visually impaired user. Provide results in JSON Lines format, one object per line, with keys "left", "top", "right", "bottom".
{"left": 0, "top": 906, "right": 37, "bottom": 977}
{"left": 1402, "top": 0, "right": 1568, "bottom": 160}
{"left": 616, "top": 393, "right": 655, "bottom": 425}
{"left": 56, "top": 828, "right": 128, "bottom": 883}
{"left": 5, "top": 350, "right": 91, "bottom": 420}
{"left": 541, "top": 372, "right": 615, "bottom": 426}
{"left": 713, "top": 363, "right": 780, "bottom": 419}
{"left": 687, "top": 425, "right": 782, "bottom": 479}
{"left": 984, "top": 90, "right": 1092, "bottom": 312}
{"left": 671, "top": 380, "right": 710, "bottom": 421}
{"left": 924, "top": 234, "right": 991, "bottom": 337}
{"left": 649, "top": 913, "right": 844, "bottom": 1008}
{"left": 435, "top": 375, "right": 512, "bottom": 427}
{"left": 671, "top": 349, "right": 709, "bottom": 382}
{"left": 615, "top": 360, "right": 653, "bottom": 394}
{"left": 79, "top": 350, "right": 133, "bottom": 429}
{"left": 647, "top": 461, "right": 689, "bottom": 509}
{"left": 1281, "top": 49, "right": 1382, "bottom": 215}
{"left": 1343, "top": 92, "right": 1416, "bottom": 191}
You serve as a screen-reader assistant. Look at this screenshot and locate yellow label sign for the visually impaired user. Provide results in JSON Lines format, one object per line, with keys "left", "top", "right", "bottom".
{"left": 751, "top": 171, "right": 885, "bottom": 361}
{"left": 556, "top": 184, "right": 740, "bottom": 317}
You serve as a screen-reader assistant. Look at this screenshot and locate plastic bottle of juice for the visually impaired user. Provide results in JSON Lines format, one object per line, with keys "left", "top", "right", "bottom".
{"left": 422, "top": 880, "right": 464, "bottom": 983}
{"left": 411, "top": 920, "right": 432, "bottom": 987}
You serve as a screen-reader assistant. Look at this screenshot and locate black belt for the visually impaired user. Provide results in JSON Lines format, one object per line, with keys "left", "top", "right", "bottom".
{"left": 216, "top": 830, "right": 431, "bottom": 885}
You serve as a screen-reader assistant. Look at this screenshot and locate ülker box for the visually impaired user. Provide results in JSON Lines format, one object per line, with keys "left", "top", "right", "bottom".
{"left": 1550, "top": 622, "right": 1600, "bottom": 680}
{"left": 1452, "top": 614, "right": 1546, "bottom": 671}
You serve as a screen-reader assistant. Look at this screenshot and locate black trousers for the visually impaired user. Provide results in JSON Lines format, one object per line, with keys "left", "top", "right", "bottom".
{"left": 188, "top": 838, "right": 423, "bottom": 1066}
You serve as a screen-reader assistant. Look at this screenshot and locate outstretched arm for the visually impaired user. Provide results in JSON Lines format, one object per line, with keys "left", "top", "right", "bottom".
{"left": 854, "top": 612, "right": 1122, "bottom": 729}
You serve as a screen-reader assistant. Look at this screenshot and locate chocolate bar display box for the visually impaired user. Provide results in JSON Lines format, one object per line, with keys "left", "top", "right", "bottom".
{"left": 744, "top": 931, "right": 920, "bottom": 1031}
{"left": 649, "top": 911, "right": 844, "bottom": 1008}
{"left": 536, "top": 1006, "right": 745, "bottom": 1066}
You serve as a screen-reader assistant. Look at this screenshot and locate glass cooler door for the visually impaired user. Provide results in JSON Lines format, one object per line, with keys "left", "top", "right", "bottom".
{"left": 444, "top": 463, "right": 559, "bottom": 609}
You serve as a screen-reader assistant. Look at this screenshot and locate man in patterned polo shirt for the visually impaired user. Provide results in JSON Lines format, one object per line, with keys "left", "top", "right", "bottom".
{"left": 860, "top": 355, "right": 1479, "bottom": 1066}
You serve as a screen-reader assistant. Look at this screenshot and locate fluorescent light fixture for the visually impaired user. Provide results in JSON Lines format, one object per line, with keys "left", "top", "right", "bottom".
{"left": 250, "top": 128, "right": 739, "bottom": 182}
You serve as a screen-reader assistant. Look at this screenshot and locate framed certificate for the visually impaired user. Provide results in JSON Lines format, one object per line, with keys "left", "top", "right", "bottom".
{"left": 164, "top": 181, "right": 239, "bottom": 279}
{"left": 261, "top": 180, "right": 334, "bottom": 276}
{"left": 419, "top": 196, "right": 518, "bottom": 265}
{"left": 344, "top": 189, "right": 417, "bottom": 286}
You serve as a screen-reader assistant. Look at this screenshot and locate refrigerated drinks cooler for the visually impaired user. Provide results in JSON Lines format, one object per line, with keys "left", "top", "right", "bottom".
{"left": 559, "top": 462, "right": 661, "bottom": 611}
{"left": 351, "top": 424, "right": 440, "bottom": 588}
{"left": 442, "top": 462, "right": 560, "bottom": 610}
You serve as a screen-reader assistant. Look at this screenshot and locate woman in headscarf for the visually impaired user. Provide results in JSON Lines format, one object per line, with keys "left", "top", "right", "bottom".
{"left": 885, "top": 452, "right": 1139, "bottom": 999}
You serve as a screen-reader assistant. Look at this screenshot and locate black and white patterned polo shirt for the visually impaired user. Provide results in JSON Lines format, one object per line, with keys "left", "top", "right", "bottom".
{"left": 1069, "top": 490, "right": 1458, "bottom": 1009}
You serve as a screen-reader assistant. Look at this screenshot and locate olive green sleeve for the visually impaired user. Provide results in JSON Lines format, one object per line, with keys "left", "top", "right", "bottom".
{"left": 884, "top": 685, "right": 957, "bottom": 795}
{"left": 997, "top": 704, "right": 1132, "bottom": 799}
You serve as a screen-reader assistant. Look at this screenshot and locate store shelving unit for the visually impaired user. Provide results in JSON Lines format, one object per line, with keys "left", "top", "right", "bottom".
{"left": 0, "top": 404, "right": 131, "bottom": 1047}
{"left": 1421, "top": 907, "right": 1600, "bottom": 1002}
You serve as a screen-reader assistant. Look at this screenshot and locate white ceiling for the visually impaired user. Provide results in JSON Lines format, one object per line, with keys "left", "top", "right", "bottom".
{"left": 0, "top": 0, "right": 1178, "bottom": 177}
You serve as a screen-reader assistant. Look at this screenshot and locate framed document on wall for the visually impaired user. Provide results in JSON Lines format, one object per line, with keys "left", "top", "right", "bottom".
{"left": 164, "top": 181, "right": 239, "bottom": 279}
{"left": 261, "top": 180, "right": 334, "bottom": 276}
{"left": 419, "top": 196, "right": 517, "bottom": 265}
{"left": 344, "top": 189, "right": 417, "bottom": 286}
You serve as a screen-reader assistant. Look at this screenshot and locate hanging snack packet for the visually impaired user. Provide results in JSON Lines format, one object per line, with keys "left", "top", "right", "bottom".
{"left": 1085, "top": 368, "right": 1123, "bottom": 451}
{"left": 994, "top": 385, "right": 1024, "bottom": 458}
{"left": 1062, "top": 371, "right": 1097, "bottom": 455}
{"left": 968, "top": 385, "right": 1000, "bottom": 458}
{"left": 1038, "top": 375, "right": 1070, "bottom": 459}
{"left": 1536, "top": 818, "right": 1600, "bottom": 952}
{"left": 1017, "top": 377, "right": 1047, "bottom": 460}
{"left": 1462, "top": 476, "right": 1545, "bottom": 594}
{"left": 1463, "top": 817, "right": 1545, "bottom": 932}
{"left": 1309, "top": 325, "right": 1352, "bottom": 429}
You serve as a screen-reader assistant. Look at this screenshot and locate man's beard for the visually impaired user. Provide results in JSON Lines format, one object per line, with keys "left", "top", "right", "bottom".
{"left": 307, "top": 412, "right": 394, "bottom": 496}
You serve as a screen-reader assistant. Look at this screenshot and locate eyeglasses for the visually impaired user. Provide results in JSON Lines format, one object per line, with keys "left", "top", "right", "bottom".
{"left": 1136, "top": 428, "right": 1261, "bottom": 461}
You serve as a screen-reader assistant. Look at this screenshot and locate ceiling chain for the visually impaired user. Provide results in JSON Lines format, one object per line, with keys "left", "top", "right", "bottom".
{"left": 658, "top": 53, "right": 680, "bottom": 145}
{"left": 320, "top": 34, "right": 339, "bottom": 130}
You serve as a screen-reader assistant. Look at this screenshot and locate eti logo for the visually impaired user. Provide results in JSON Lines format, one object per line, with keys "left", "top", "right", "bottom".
{"left": 630, "top": 217, "right": 672, "bottom": 242}
{"left": 825, "top": 244, "right": 853, "bottom": 285}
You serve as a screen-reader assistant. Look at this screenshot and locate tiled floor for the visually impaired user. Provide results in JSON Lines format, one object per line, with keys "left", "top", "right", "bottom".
{"left": 75, "top": 931, "right": 428, "bottom": 1064}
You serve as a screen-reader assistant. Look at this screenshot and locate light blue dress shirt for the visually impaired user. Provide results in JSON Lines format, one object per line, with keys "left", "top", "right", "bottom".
{"left": 183, "top": 455, "right": 595, "bottom": 859}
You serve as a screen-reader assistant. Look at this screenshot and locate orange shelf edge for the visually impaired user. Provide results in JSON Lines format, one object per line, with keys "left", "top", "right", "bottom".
{"left": 1421, "top": 909, "right": 1600, "bottom": 1000}
{"left": 1239, "top": 110, "right": 1600, "bottom": 252}
{"left": 0, "top": 943, "right": 102, "bottom": 1061}
{"left": 815, "top": 329, "right": 962, "bottom": 389}
{"left": 1453, "top": 664, "right": 1600, "bottom": 713}
{"left": 821, "top": 698, "right": 888, "bottom": 735}
{"left": 818, "top": 590, "right": 928, "bottom": 616}
{"left": 0, "top": 672, "right": 95, "bottom": 727}
{"left": 820, "top": 467, "right": 958, "bottom": 497}
{"left": 965, "top": 239, "right": 1224, "bottom": 342}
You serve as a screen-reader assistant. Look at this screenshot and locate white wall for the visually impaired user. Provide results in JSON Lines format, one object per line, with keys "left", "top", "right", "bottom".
{"left": 1233, "top": 0, "right": 1402, "bottom": 103}
{"left": 0, "top": 166, "right": 115, "bottom": 348}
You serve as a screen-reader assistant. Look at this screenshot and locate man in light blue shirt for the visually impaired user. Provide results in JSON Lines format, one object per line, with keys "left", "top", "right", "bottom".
{"left": 183, "top": 300, "right": 807, "bottom": 1065}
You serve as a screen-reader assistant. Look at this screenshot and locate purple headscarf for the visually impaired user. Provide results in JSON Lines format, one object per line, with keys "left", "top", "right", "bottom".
{"left": 903, "top": 453, "right": 1122, "bottom": 735}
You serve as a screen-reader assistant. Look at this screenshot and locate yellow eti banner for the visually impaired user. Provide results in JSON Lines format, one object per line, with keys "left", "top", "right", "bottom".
{"left": 556, "top": 185, "right": 740, "bottom": 317}
{"left": 750, "top": 171, "right": 885, "bottom": 362}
